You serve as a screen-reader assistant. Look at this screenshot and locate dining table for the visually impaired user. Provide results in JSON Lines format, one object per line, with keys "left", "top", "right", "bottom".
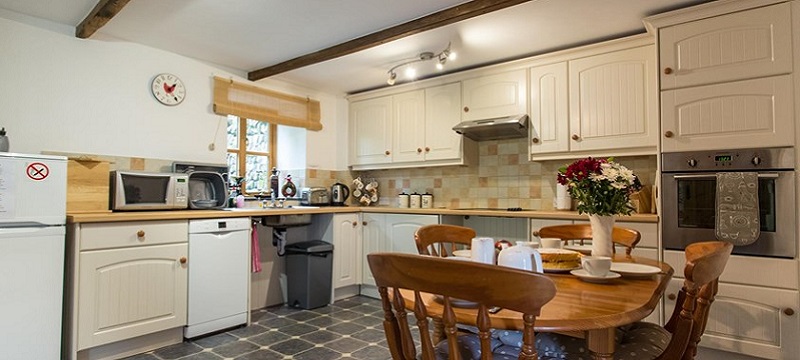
{"left": 399, "top": 254, "right": 674, "bottom": 360}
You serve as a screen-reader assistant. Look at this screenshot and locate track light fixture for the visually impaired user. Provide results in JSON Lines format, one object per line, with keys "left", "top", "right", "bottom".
{"left": 386, "top": 43, "right": 455, "bottom": 85}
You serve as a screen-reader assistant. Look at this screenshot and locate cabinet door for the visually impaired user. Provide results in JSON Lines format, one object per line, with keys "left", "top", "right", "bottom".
{"left": 568, "top": 45, "right": 658, "bottom": 152}
{"left": 77, "top": 243, "right": 187, "bottom": 350}
{"left": 425, "top": 83, "right": 463, "bottom": 161}
{"left": 659, "top": 3, "right": 792, "bottom": 90}
{"left": 664, "top": 280, "right": 800, "bottom": 359}
{"left": 350, "top": 96, "right": 393, "bottom": 165}
{"left": 529, "top": 62, "right": 569, "bottom": 154}
{"left": 661, "top": 75, "right": 794, "bottom": 152}
{"left": 332, "top": 213, "right": 360, "bottom": 289}
{"left": 361, "top": 213, "right": 387, "bottom": 287}
{"left": 386, "top": 214, "right": 438, "bottom": 254}
{"left": 392, "top": 90, "right": 426, "bottom": 163}
{"left": 462, "top": 69, "right": 527, "bottom": 121}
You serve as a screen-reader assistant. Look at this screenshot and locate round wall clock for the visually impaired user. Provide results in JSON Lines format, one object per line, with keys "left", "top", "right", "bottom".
{"left": 151, "top": 73, "right": 186, "bottom": 106}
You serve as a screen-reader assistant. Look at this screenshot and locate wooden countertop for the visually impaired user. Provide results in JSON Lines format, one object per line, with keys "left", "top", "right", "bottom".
{"left": 68, "top": 207, "right": 658, "bottom": 224}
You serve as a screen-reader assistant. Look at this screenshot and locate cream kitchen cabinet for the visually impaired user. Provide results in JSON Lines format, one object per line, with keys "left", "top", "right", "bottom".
{"left": 65, "top": 220, "right": 188, "bottom": 360}
{"left": 656, "top": 2, "right": 792, "bottom": 90}
{"left": 350, "top": 96, "right": 393, "bottom": 166}
{"left": 309, "top": 213, "right": 362, "bottom": 300}
{"left": 423, "top": 82, "right": 466, "bottom": 161}
{"left": 461, "top": 69, "right": 527, "bottom": 121}
{"left": 661, "top": 75, "right": 794, "bottom": 152}
{"left": 392, "top": 90, "right": 426, "bottom": 163}
{"left": 528, "top": 36, "right": 658, "bottom": 160}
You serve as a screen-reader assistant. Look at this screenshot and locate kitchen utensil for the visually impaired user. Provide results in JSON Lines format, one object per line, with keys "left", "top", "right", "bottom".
{"left": 470, "top": 237, "right": 495, "bottom": 264}
{"left": 541, "top": 238, "right": 563, "bottom": 249}
{"left": 497, "top": 243, "right": 543, "bottom": 273}
{"left": 570, "top": 269, "right": 621, "bottom": 283}
{"left": 331, "top": 181, "right": 350, "bottom": 206}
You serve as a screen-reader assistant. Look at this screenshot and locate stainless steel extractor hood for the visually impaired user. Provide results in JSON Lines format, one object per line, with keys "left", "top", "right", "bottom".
{"left": 452, "top": 114, "right": 529, "bottom": 141}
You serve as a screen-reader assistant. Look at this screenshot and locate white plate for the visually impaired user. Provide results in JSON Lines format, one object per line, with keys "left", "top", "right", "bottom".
{"left": 452, "top": 249, "right": 471, "bottom": 258}
{"left": 562, "top": 244, "right": 592, "bottom": 255}
{"left": 570, "top": 269, "right": 621, "bottom": 283}
{"left": 610, "top": 263, "right": 662, "bottom": 278}
{"left": 543, "top": 265, "right": 581, "bottom": 273}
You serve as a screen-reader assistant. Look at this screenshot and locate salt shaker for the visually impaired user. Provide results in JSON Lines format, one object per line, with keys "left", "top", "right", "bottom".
{"left": 409, "top": 192, "right": 421, "bottom": 208}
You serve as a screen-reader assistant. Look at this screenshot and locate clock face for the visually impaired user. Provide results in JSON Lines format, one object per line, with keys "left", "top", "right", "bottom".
{"left": 151, "top": 73, "right": 186, "bottom": 106}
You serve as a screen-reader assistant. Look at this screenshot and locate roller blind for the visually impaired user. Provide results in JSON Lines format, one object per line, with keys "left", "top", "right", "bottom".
{"left": 213, "top": 76, "right": 322, "bottom": 131}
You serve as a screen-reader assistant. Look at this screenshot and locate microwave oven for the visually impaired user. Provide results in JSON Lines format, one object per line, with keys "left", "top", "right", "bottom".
{"left": 110, "top": 170, "right": 189, "bottom": 211}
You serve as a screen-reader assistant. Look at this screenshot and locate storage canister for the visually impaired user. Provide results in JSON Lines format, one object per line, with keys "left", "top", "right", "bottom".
{"left": 409, "top": 192, "right": 421, "bottom": 208}
{"left": 421, "top": 193, "right": 433, "bottom": 209}
{"left": 398, "top": 192, "right": 409, "bottom": 208}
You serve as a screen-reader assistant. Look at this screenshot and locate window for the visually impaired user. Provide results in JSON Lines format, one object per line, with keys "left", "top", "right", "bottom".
{"left": 226, "top": 115, "right": 276, "bottom": 194}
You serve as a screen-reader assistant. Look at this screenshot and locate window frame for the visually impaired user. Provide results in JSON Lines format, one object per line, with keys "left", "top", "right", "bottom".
{"left": 227, "top": 116, "right": 277, "bottom": 195}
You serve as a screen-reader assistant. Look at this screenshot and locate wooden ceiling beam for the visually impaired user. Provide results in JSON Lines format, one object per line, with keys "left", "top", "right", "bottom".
{"left": 76, "top": 0, "right": 131, "bottom": 39}
{"left": 247, "top": 0, "right": 531, "bottom": 81}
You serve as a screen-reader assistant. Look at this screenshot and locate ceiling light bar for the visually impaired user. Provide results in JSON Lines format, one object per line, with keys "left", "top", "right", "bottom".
{"left": 387, "top": 43, "right": 455, "bottom": 85}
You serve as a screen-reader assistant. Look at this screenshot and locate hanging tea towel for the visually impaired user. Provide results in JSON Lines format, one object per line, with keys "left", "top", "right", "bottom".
{"left": 715, "top": 172, "right": 760, "bottom": 245}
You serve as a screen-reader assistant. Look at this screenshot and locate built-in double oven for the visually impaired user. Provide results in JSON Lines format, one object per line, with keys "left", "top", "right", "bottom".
{"left": 661, "top": 147, "right": 796, "bottom": 258}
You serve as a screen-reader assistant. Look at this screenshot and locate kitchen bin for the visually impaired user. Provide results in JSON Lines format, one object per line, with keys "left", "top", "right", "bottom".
{"left": 285, "top": 240, "right": 334, "bottom": 309}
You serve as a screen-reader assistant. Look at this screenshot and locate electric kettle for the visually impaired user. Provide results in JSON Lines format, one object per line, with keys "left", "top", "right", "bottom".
{"left": 331, "top": 181, "right": 350, "bottom": 206}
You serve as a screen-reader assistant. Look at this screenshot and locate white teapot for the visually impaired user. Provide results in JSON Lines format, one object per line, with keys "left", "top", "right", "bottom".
{"left": 497, "top": 241, "right": 543, "bottom": 273}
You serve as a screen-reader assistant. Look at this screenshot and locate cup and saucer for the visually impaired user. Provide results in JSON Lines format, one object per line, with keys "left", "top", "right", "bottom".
{"left": 570, "top": 256, "right": 620, "bottom": 284}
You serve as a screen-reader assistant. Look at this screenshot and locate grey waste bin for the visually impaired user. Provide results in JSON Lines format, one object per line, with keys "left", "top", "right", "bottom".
{"left": 285, "top": 240, "right": 334, "bottom": 309}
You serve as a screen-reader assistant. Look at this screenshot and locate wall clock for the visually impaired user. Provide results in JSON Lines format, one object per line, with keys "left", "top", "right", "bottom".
{"left": 151, "top": 73, "right": 186, "bottom": 106}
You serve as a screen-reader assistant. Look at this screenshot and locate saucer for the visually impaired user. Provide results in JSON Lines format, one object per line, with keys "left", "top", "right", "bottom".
{"left": 452, "top": 249, "right": 471, "bottom": 258}
{"left": 609, "top": 263, "right": 661, "bottom": 279}
{"left": 570, "top": 269, "right": 621, "bottom": 283}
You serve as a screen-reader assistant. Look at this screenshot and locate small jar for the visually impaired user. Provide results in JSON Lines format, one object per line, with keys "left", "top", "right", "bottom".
{"left": 398, "top": 192, "right": 409, "bottom": 208}
{"left": 409, "top": 192, "right": 421, "bottom": 208}
{"left": 421, "top": 193, "right": 433, "bottom": 209}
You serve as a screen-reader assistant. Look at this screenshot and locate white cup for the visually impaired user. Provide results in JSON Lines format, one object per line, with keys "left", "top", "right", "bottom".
{"left": 516, "top": 241, "right": 540, "bottom": 249}
{"left": 581, "top": 256, "right": 612, "bottom": 277}
{"left": 540, "top": 238, "right": 563, "bottom": 249}
{"left": 470, "top": 237, "right": 496, "bottom": 264}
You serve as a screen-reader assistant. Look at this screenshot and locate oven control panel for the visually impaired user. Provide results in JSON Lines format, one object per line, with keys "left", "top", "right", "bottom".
{"left": 663, "top": 147, "right": 794, "bottom": 172}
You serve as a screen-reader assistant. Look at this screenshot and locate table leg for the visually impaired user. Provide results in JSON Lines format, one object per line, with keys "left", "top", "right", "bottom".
{"left": 586, "top": 328, "right": 615, "bottom": 360}
{"left": 432, "top": 318, "right": 445, "bottom": 344}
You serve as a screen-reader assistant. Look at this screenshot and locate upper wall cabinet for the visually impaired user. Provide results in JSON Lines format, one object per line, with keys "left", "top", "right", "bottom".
{"left": 349, "top": 84, "right": 475, "bottom": 170}
{"left": 462, "top": 69, "right": 527, "bottom": 121}
{"left": 529, "top": 36, "right": 658, "bottom": 160}
{"left": 658, "top": 3, "right": 792, "bottom": 90}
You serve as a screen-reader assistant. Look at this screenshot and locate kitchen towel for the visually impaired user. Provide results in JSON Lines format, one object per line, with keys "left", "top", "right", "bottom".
{"left": 715, "top": 172, "right": 760, "bottom": 245}
{"left": 471, "top": 237, "right": 495, "bottom": 264}
{"left": 251, "top": 222, "right": 262, "bottom": 273}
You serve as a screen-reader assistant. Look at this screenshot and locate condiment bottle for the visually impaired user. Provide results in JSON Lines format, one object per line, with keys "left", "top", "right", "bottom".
{"left": 398, "top": 192, "right": 409, "bottom": 208}
{"left": 0, "top": 128, "right": 9, "bottom": 152}
{"left": 409, "top": 192, "right": 421, "bottom": 208}
{"left": 421, "top": 193, "right": 433, "bottom": 208}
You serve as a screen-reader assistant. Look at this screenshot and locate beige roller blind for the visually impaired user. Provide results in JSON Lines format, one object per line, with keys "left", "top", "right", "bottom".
{"left": 213, "top": 76, "right": 322, "bottom": 131}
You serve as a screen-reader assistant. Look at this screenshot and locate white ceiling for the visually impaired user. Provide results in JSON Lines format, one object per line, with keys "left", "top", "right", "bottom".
{"left": 0, "top": 0, "right": 710, "bottom": 95}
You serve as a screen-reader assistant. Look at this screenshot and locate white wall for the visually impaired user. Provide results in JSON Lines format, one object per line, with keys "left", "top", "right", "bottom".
{"left": 0, "top": 11, "right": 347, "bottom": 169}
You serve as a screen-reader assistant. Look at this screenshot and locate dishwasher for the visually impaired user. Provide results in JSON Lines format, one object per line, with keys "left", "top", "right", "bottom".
{"left": 186, "top": 217, "right": 250, "bottom": 338}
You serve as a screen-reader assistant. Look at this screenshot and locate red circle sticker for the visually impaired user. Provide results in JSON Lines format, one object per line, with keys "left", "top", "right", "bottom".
{"left": 27, "top": 162, "right": 50, "bottom": 181}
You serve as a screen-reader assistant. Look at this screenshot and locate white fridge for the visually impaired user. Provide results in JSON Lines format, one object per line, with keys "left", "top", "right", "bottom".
{"left": 0, "top": 153, "right": 67, "bottom": 359}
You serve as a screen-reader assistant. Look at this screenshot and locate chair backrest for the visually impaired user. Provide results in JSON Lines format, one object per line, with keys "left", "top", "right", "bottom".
{"left": 660, "top": 241, "right": 733, "bottom": 360}
{"left": 368, "top": 253, "right": 557, "bottom": 360}
{"left": 415, "top": 224, "right": 476, "bottom": 257}
{"left": 537, "top": 224, "right": 641, "bottom": 256}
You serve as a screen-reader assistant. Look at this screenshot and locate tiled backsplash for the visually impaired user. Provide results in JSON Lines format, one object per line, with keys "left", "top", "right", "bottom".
{"left": 345, "top": 138, "right": 657, "bottom": 210}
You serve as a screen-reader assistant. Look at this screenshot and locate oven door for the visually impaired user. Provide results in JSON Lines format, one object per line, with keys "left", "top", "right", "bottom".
{"left": 661, "top": 171, "right": 796, "bottom": 258}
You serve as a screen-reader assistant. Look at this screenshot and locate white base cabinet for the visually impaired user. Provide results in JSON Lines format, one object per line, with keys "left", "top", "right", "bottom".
{"left": 65, "top": 220, "right": 189, "bottom": 360}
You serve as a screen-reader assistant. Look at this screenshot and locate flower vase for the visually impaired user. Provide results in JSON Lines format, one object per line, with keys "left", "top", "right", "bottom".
{"left": 589, "top": 214, "right": 615, "bottom": 257}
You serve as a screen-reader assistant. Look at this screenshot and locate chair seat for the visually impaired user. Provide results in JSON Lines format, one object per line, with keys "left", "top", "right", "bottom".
{"left": 535, "top": 322, "right": 671, "bottom": 360}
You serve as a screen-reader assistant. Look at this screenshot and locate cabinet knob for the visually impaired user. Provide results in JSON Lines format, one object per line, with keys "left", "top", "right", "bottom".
{"left": 179, "top": 257, "right": 187, "bottom": 264}
{"left": 667, "top": 293, "right": 676, "bottom": 301}
{"left": 425, "top": 147, "right": 430, "bottom": 152}
{"left": 352, "top": 221, "right": 358, "bottom": 227}
{"left": 362, "top": 221, "right": 367, "bottom": 226}
{"left": 463, "top": 106, "right": 470, "bottom": 113}
{"left": 664, "top": 67, "right": 673, "bottom": 75}
{"left": 532, "top": 137, "right": 540, "bottom": 144}
{"left": 385, "top": 150, "right": 391, "bottom": 155}
{"left": 136, "top": 230, "right": 145, "bottom": 238}
{"left": 784, "top": 308, "right": 795, "bottom": 316}
{"left": 417, "top": 148, "right": 422, "bottom": 153}
{"left": 664, "top": 131, "right": 674, "bottom": 138}
{"left": 532, "top": 231, "right": 540, "bottom": 237}
{"left": 571, "top": 134, "right": 580, "bottom": 141}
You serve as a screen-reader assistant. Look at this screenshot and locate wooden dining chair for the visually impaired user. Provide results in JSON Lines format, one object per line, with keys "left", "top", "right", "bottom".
{"left": 415, "top": 224, "right": 476, "bottom": 257}
{"left": 537, "top": 224, "right": 641, "bottom": 256}
{"left": 535, "top": 241, "right": 733, "bottom": 360}
{"left": 367, "top": 252, "right": 557, "bottom": 360}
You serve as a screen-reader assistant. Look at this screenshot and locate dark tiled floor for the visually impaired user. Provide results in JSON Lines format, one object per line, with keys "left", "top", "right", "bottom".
{"left": 125, "top": 296, "right": 393, "bottom": 360}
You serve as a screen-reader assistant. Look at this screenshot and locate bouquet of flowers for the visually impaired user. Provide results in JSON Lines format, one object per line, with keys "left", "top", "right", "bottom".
{"left": 556, "top": 157, "right": 642, "bottom": 216}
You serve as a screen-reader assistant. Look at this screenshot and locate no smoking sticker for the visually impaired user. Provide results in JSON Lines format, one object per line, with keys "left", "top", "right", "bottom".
{"left": 26, "top": 162, "right": 49, "bottom": 181}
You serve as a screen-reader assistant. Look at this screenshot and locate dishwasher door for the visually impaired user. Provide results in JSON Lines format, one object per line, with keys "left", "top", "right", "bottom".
{"left": 186, "top": 217, "right": 250, "bottom": 338}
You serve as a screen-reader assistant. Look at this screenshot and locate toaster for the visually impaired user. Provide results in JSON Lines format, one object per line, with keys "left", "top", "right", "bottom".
{"left": 301, "top": 187, "right": 330, "bottom": 205}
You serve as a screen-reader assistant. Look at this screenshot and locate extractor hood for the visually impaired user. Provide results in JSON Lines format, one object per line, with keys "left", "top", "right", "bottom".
{"left": 452, "top": 114, "right": 529, "bottom": 141}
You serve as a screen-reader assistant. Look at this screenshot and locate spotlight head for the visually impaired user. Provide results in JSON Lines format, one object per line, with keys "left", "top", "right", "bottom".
{"left": 387, "top": 71, "right": 397, "bottom": 85}
{"left": 448, "top": 51, "right": 457, "bottom": 61}
{"left": 404, "top": 67, "right": 416, "bottom": 80}
{"left": 436, "top": 62, "right": 444, "bottom": 71}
